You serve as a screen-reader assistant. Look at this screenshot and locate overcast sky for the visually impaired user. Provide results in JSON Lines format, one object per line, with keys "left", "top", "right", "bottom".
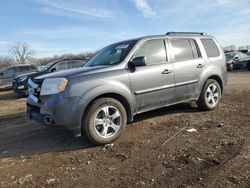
{"left": 0, "top": 0, "right": 250, "bottom": 57}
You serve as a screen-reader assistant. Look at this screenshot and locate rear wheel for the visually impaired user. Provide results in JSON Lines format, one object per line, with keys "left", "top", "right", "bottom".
{"left": 197, "top": 79, "right": 221, "bottom": 110}
{"left": 82, "top": 98, "right": 127, "bottom": 145}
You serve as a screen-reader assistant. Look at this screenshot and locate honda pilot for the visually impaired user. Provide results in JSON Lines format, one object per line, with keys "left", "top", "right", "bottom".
{"left": 27, "top": 32, "right": 227, "bottom": 145}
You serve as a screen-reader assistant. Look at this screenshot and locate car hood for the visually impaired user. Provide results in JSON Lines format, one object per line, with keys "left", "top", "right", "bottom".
{"left": 14, "top": 71, "right": 39, "bottom": 79}
{"left": 36, "top": 66, "right": 109, "bottom": 80}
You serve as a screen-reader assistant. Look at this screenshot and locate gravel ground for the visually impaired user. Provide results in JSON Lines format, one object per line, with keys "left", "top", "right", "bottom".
{"left": 0, "top": 71, "right": 249, "bottom": 188}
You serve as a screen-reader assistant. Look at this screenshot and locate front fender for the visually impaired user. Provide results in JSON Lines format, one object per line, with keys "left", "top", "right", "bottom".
{"left": 71, "top": 81, "right": 135, "bottom": 126}
{"left": 82, "top": 81, "right": 135, "bottom": 110}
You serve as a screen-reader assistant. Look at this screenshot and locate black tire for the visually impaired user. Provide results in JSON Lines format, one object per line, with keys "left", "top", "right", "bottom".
{"left": 197, "top": 79, "right": 221, "bottom": 111}
{"left": 247, "top": 61, "right": 250, "bottom": 71}
{"left": 82, "top": 98, "right": 127, "bottom": 145}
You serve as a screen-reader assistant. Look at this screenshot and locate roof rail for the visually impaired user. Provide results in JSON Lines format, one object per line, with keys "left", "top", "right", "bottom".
{"left": 166, "top": 32, "right": 207, "bottom": 36}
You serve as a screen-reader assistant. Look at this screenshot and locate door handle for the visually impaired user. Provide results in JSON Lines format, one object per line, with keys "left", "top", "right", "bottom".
{"left": 196, "top": 64, "right": 204, "bottom": 68}
{"left": 162, "top": 69, "right": 172, "bottom": 74}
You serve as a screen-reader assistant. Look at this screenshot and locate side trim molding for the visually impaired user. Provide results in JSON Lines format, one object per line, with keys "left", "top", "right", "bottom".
{"left": 134, "top": 84, "right": 175, "bottom": 95}
{"left": 175, "top": 79, "right": 198, "bottom": 87}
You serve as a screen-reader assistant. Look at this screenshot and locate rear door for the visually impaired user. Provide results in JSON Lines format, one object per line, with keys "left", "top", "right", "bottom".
{"left": 129, "top": 39, "right": 175, "bottom": 113}
{"left": 169, "top": 38, "right": 205, "bottom": 101}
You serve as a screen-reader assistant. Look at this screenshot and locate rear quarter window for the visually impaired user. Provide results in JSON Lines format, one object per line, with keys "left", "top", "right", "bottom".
{"left": 201, "top": 39, "right": 220, "bottom": 58}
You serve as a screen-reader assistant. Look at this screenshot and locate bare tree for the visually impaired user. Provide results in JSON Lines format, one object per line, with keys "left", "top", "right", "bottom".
{"left": 0, "top": 56, "right": 15, "bottom": 69}
{"left": 9, "top": 42, "right": 34, "bottom": 64}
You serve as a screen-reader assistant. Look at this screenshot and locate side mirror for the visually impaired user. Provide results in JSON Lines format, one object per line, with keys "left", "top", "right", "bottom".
{"left": 50, "top": 68, "right": 56, "bottom": 72}
{"left": 131, "top": 56, "right": 146, "bottom": 67}
{"left": 233, "top": 57, "right": 239, "bottom": 60}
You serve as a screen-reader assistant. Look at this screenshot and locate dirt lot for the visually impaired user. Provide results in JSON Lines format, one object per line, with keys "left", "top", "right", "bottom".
{"left": 0, "top": 72, "right": 249, "bottom": 188}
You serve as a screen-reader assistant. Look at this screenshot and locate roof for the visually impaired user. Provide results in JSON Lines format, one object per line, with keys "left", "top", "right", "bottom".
{"left": 1, "top": 64, "right": 36, "bottom": 70}
{"left": 118, "top": 32, "right": 213, "bottom": 44}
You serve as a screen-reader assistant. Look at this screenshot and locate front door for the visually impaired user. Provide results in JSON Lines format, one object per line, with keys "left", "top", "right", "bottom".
{"left": 129, "top": 39, "right": 175, "bottom": 113}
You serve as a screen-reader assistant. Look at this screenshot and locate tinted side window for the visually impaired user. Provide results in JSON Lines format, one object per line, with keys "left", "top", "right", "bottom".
{"left": 170, "top": 39, "right": 194, "bottom": 61}
{"left": 69, "top": 61, "right": 83, "bottom": 68}
{"left": 190, "top": 39, "right": 201, "bottom": 59}
{"left": 134, "top": 39, "right": 166, "bottom": 65}
{"left": 53, "top": 62, "right": 69, "bottom": 71}
{"left": 4, "top": 67, "right": 17, "bottom": 74}
{"left": 30, "top": 66, "right": 37, "bottom": 71}
{"left": 19, "top": 66, "right": 30, "bottom": 72}
{"left": 201, "top": 39, "right": 220, "bottom": 58}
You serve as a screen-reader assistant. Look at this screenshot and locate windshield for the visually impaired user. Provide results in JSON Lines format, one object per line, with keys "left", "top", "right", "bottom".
{"left": 225, "top": 53, "right": 235, "bottom": 60}
{"left": 84, "top": 40, "right": 137, "bottom": 67}
{"left": 40, "top": 62, "right": 54, "bottom": 71}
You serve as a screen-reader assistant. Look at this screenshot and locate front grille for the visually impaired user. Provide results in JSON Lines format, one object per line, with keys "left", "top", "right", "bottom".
{"left": 33, "top": 79, "right": 43, "bottom": 97}
{"left": 28, "top": 78, "right": 43, "bottom": 102}
{"left": 33, "top": 87, "right": 41, "bottom": 97}
{"left": 33, "top": 78, "right": 43, "bottom": 85}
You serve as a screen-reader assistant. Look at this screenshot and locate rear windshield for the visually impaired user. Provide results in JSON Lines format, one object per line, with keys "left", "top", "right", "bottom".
{"left": 201, "top": 39, "right": 220, "bottom": 58}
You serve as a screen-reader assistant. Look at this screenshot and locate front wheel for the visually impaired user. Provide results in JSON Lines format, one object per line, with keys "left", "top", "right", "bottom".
{"left": 197, "top": 79, "right": 222, "bottom": 111}
{"left": 82, "top": 98, "right": 127, "bottom": 145}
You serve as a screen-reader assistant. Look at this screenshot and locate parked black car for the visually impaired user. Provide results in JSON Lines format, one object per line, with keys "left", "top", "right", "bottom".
{"left": 0, "top": 64, "right": 37, "bottom": 90}
{"left": 13, "top": 59, "right": 86, "bottom": 95}
{"left": 225, "top": 51, "right": 250, "bottom": 71}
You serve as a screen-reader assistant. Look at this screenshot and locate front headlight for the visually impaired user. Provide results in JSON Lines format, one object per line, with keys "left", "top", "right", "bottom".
{"left": 18, "top": 76, "right": 28, "bottom": 82}
{"left": 40, "top": 78, "right": 68, "bottom": 96}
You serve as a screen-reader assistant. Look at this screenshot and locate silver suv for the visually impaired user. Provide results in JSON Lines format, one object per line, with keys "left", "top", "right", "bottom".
{"left": 27, "top": 32, "right": 227, "bottom": 145}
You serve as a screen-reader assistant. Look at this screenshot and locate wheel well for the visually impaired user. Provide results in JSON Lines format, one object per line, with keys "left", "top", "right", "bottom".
{"left": 84, "top": 93, "right": 133, "bottom": 123}
{"left": 208, "top": 75, "right": 223, "bottom": 93}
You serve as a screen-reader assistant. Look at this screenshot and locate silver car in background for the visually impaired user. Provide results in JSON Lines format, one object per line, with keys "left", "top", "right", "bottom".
{"left": 27, "top": 32, "right": 227, "bottom": 145}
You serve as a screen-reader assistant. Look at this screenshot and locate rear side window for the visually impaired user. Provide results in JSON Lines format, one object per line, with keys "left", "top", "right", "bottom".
{"left": 19, "top": 66, "right": 30, "bottom": 72}
{"left": 201, "top": 39, "right": 220, "bottom": 58}
{"left": 134, "top": 39, "right": 167, "bottom": 65}
{"left": 170, "top": 39, "right": 200, "bottom": 61}
{"left": 69, "top": 61, "right": 83, "bottom": 68}
{"left": 30, "top": 65, "right": 37, "bottom": 71}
